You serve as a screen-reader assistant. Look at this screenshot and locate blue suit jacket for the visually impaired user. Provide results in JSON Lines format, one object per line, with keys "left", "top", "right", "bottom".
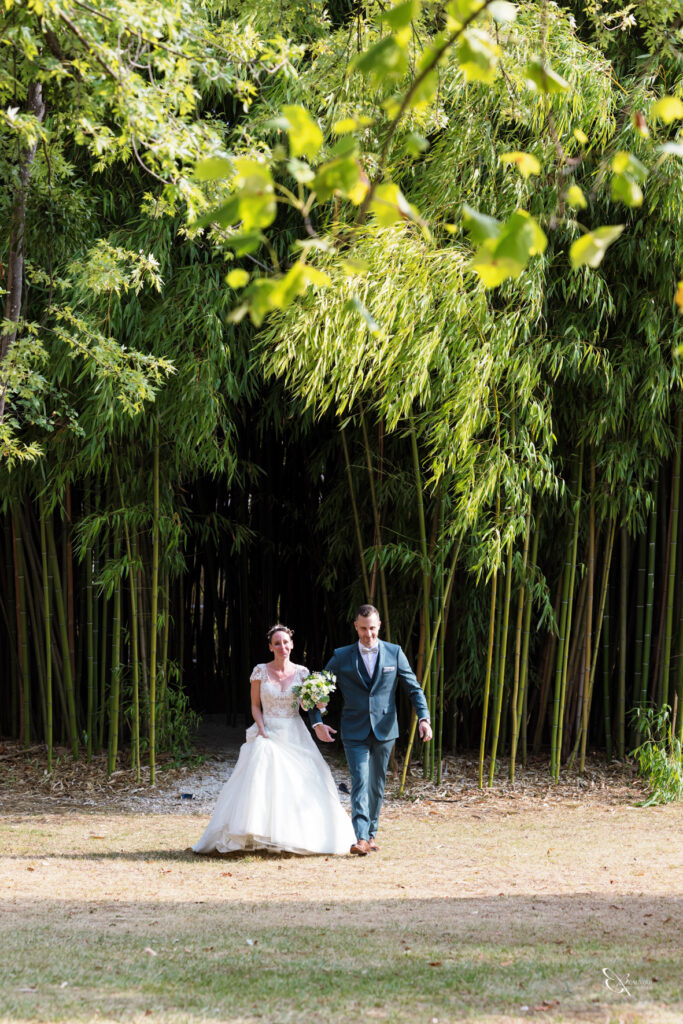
{"left": 309, "top": 640, "right": 430, "bottom": 742}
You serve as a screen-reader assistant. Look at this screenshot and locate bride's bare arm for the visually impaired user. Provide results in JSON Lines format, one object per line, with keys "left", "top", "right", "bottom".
{"left": 250, "top": 678, "right": 268, "bottom": 737}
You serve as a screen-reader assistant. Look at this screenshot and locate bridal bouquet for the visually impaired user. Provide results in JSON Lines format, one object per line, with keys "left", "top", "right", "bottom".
{"left": 292, "top": 670, "right": 336, "bottom": 713}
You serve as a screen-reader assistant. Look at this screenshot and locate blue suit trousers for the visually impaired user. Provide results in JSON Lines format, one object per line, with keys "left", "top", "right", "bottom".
{"left": 343, "top": 732, "right": 395, "bottom": 841}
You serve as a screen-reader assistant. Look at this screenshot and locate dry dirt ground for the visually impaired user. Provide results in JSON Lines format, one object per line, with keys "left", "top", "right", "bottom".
{"left": 1, "top": 733, "right": 681, "bottom": 1024}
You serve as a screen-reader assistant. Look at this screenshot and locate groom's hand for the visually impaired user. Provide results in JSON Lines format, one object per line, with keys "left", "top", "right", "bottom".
{"left": 313, "top": 723, "right": 337, "bottom": 743}
{"left": 418, "top": 718, "right": 433, "bottom": 742}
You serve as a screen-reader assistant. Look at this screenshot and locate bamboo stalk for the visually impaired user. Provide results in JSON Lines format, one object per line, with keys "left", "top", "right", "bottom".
{"left": 46, "top": 512, "right": 79, "bottom": 757}
{"left": 340, "top": 425, "right": 371, "bottom": 600}
{"left": 641, "top": 494, "right": 657, "bottom": 714}
{"left": 39, "top": 496, "right": 53, "bottom": 772}
{"left": 518, "top": 515, "right": 541, "bottom": 766}
{"left": 12, "top": 509, "right": 30, "bottom": 746}
{"left": 510, "top": 496, "right": 532, "bottom": 782}
{"left": 108, "top": 541, "right": 122, "bottom": 775}
{"left": 660, "top": 407, "right": 682, "bottom": 708}
{"left": 579, "top": 457, "right": 595, "bottom": 773}
{"left": 360, "top": 404, "right": 390, "bottom": 638}
{"left": 86, "top": 504, "right": 95, "bottom": 761}
{"left": 149, "top": 419, "right": 160, "bottom": 785}
{"left": 478, "top": 569, "right": 498, "bottom": 789}
{"left": 399, "top": 537, "right": 460, "bottom": 795}
{"left": 602, "top": 564, "right": 612, "bottom": 759}
{"left": 489, "top": 541, "right": 513, "bottom": 786}
{"left": 617, "top": 525, "right": 629, "bottom": 758}
{"left": 114, "top": 462, "right": 141, "bottom": 780}
{"left": 554, "top": 444, "right": 583, "bottom": 779}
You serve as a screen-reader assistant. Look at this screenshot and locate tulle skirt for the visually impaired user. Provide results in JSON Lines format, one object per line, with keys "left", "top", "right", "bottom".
{"left": 192, "top": 715, "right": 356, "bottom": 855}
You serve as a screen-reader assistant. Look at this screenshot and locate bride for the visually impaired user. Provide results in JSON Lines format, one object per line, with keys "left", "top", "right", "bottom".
{"left": 192, "top": 624, "right": 356, "bottom": 855}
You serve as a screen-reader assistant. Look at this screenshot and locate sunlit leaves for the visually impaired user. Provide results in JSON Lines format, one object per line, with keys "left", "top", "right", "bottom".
{"left": 351, "top": 34, "right": 410, "bottom": 86}
{"left": 196, "top": 158, "right": 276, "bottom": 231}
{"left": 651, "top": 96, "right": 683, "bottom": 124}
{"left": 457, "top": 30, "right": 501, "bottom": 84}
{"left": 333, "top": 116, "right": 374, "bottom": 134}
{"left": 676, "top": 281, "right": 683, "bottom": 312}
{"left": 195, "top": 156, "right": 233, "bottom": 181}
{"left": 370, "top": 182, "right": 420, "bottom": 227}
{"left": 226, "top": 269, "right": 250, "bottom": 289}
{"left": 500, "top": 151, "right": 541, "bottom": 178}
{"left": 524, "top": 58, "right": 569, "bottom": 94}
{"left": 384, "top": 0, "right": 421, "bottom": 32}
{"left": 277, "top": 105, "right": 323, "bottom": 160}
{"left": 569, "top": 225, "right": 624, "bottom": 269}
{"left": 229, "top": 262, "right": 332, "bottom": 326}
{"left": 463, "top": 206, "right": 547, "bottom": 287}
{"left": 446, "top": 0, "right": 485, "bottom": 27}
{"left": 610, "top": 151, "right": 648, "bottom": 208}
{"left": 313, "top": 155, "right": 367, "bottom": 203}
{"left": 565, "top": 185, "right": 587, "bottom": 209}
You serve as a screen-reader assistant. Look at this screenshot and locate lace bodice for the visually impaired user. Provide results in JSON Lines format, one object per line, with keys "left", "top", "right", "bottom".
{"left": 251, "top": 663, "right": 308, "bottom": 718}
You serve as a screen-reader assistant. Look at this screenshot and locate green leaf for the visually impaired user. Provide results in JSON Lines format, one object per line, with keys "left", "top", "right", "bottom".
{"left": 194, "top": 195, "right": 241, "bottom": 228}
{"left": 573, "top": 128, "right": 589, "bottom": 145}
{"left": 465, "top": 209, "right": 546, "bottom": 287}
{"left": 332, "top": 116, "right": 374, "bottom": 134}
{"left": 287, "top": 158, "right": 315, "bottom": 184}
{"left": 468, "top": 251, "right": 523, "bottom": 287}
{"left": 225, "top": 232, "right": 265, "bottom": 256}
{"left": 611, "top": 151, "right": 648, "bottom": 182}
{"left": 651, "top": 96, "right": 683, "bottom": 124}
{"left": 330, "top": 135, "right": 359, "bottom": 158}
{"left": 403, "top": 131, "right": 429, "bottom": 157}
{"left": 281, "top": 104, "right": 323, "bottom": 160}
{"left": 370, "top": 182, "right": 420, "bottom": 226}
{"left": 195, "top": 156, "right": 233, "bottom": 181}
{"left": 232, "top": 158, "right": 276, "bottom": 230}
{"left": 457, "top": 30, "right": 501, "bottom": 84}
{"left": 312, "top": 156, "right": 365, "bottom": 203}
{"left": 462, "top": 205, "right": 502, "bottom": 245}
{"left": 351, "top": 35, "right": 409, "bottom": 85}
{"left": 565, "top": 184, "right": 587, "bottom": 209}
{"left": 525, "top": 58, "right": 570, "bottom": 94}
{"left": 447, "top": 0, "right": 485, "bottom": 26}
{"left": 500, "top": 151, "right": 541, "bottom": 178}
{"left": 569, "top": 225, "right": 624, "bottom": 269}
{"left": 226, "top": 269, "right": 250, "bottom": 288}
{"left": 384, "top": 0, "right": 421, "bottom": 32}
{"left": 610, "top": 173, "right": 643, "bottom": 207}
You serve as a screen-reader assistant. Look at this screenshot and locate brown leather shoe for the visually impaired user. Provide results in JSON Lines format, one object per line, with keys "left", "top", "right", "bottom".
{"left": 368, "top": 838, "right": 380, "bottom": 852}
{"left": 350, "top": 839, "right": 371, "bottom": 856}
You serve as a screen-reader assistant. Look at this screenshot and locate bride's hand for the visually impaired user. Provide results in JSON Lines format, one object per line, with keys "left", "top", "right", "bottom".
{"left": 258, "top": 726, "right": 269, "bottom": 738}
{"left": 315, "top": 701, "right": 328, "bottom": 710}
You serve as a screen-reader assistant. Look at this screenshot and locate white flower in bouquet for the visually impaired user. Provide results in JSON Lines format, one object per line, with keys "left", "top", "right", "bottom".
{"left": 292, "top": 670, "right": 336, "bottom": 713}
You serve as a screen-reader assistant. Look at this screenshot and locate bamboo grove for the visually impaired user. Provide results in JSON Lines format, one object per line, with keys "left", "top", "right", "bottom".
{"left": 1, "top": 0, "right": 682, "bottom": 786}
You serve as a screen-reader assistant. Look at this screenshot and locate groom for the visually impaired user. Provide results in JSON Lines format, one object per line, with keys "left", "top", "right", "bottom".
{"left": 311, "top": 604, "right": 432, "bottom": 856}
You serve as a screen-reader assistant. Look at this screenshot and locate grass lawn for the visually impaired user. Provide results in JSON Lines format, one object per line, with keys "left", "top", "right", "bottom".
{"left": 1, "top": 757, "right": 682, "bottom": 1024}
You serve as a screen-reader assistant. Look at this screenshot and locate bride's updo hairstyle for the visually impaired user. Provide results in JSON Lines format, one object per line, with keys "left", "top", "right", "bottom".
{"left": 267, "top": 623, "right": 293, "bottom": 642}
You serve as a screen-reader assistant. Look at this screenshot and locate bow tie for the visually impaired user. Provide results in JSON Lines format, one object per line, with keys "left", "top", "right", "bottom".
{"left": 360, "top": 645, "right": 378, "bottom": 655}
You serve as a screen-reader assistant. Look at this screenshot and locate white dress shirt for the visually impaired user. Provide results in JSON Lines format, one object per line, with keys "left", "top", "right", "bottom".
{"left": 359, "top": 640, "right": 379, "bottom": 678}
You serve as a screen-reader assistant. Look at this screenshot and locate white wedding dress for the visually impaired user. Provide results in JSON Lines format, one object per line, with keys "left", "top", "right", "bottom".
{"left": 192, "top": 664, "right": 356, "bottom": 855}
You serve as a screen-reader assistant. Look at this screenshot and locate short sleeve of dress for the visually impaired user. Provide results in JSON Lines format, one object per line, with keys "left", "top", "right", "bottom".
{"left": 249, "top": 664, "right": 262, "bottom": 684}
